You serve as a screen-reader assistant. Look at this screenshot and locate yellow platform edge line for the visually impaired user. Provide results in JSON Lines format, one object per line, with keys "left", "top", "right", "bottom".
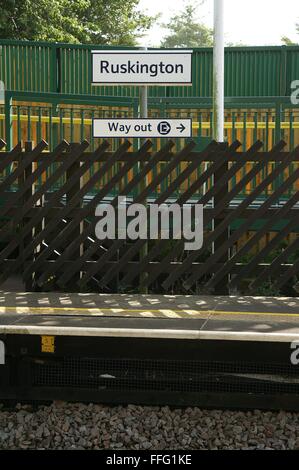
{"left": 1, "top": 305, "right": 299, "bottom": 318}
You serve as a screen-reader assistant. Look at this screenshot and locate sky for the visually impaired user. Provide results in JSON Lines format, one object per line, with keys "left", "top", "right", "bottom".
{"left": 137, "top": 0, "right": 299, "bottom": 47}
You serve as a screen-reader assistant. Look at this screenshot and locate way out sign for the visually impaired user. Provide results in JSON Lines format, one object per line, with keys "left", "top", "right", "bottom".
{"left": 93, "top": 118, "right": 192, "bottom": 139}
{"left": 91, "top": 50, "right": 192, "bottom": 85}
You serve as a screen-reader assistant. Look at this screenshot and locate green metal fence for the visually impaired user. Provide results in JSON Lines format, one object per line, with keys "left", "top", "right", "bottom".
{"left": 2, "top": 92, "right": 299, "bottom": 152}
{"left": 3, "top": 103, "right": 299, "bottom": 151}
{"left": 1, "top": 91, "right": 299, "bottom": 199}
{"left": 0, "top": 40, "right": 299, "bottom": 97}
{"left": 1, "top": 40, "right": 299, "bottom": 200}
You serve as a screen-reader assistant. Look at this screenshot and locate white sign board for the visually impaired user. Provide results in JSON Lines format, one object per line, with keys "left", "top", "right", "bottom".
{"left": 93, "top": 118, "right": 192, "bottom": 139}
{"left": 91, "top": 50, "right": 192, "bottom": 85}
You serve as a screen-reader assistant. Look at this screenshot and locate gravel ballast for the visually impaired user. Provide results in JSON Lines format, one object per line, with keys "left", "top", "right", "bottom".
{"left": 1, "top": 402, "right": 299, "bottom": 450}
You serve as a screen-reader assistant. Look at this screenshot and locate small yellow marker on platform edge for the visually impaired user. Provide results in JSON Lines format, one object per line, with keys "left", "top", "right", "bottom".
{"left": 41, "top": 335, "right": 55, "bottom": 353}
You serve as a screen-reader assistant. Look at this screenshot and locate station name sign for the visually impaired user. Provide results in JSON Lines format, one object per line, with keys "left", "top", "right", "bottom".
{"left": 91, "top": 50, "right": 192, "bottom": 85}
{"left": 93, "top": 118, "right": 192, "bottom": 139}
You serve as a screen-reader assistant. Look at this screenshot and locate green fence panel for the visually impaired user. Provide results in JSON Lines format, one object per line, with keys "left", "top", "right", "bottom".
{"left": 0, "top": 40, "right": 299, "bottom": 98}
{"left": 0, "top": 40, "right": 56, "bottom": 92}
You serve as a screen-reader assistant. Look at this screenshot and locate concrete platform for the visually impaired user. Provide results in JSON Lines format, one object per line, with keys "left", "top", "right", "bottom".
{"left": 2, "top": 292, "right": 299, "bottom": 409}
{"left": 1, "top": 292, "right": 299, "bottom": 342}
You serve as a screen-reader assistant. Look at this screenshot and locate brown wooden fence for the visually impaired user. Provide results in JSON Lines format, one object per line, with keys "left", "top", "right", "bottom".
{"left": 0, "top": 138, "right": 299, "bottom": 295}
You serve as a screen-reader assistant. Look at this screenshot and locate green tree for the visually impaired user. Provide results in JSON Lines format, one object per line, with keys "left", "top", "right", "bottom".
{"left": 160, "top": 1, "right": 213, "bottom": 48}
{"left": 281, "top": 36, "right": 298, "bottom": 46}
{"left": 0, "top": 0, "right": 154, "bottom": 45}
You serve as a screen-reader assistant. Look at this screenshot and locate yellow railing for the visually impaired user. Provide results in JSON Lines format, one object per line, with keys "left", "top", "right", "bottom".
{"left": 1, "top": 113, "right": 299, "bottom": 129}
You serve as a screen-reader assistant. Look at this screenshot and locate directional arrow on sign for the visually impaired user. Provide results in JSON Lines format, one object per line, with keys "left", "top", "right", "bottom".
{"left": 176, "top": 123, "right": 186, "bottom": 133}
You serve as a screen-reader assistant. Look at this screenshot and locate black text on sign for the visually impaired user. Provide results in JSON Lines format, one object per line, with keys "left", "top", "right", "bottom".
{"left": 92, "top": 119, "right": 192, "bottom": 139}
{"left": 91, "top": 51, "right": 192, "bottom": 85}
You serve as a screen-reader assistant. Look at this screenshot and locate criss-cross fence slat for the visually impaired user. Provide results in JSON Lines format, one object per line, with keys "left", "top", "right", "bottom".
{"left": 181, "top": 143, "right": 299, "bottom": 290}
{"left": 0, "top": 139, "right": 299, "bottom": 295}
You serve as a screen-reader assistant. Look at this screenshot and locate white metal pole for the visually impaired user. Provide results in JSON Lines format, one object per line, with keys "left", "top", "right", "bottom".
{"left": 139, "top": 46, "right": 148, "bottom": 121}
{"left": 139, "top": 47, "right": 148, "bottom": 293}
{"left": 213, "top": 0, "right": 224, "bottom": 142}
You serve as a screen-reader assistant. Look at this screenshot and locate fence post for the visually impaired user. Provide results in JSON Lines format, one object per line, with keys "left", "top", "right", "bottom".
{"left": 52, "top": 102, "right": 59, "bottom": 150}
{"left": 213, "top": 142, "right": 229, "bottom": 295}
{"left": 50, "top": 43, "right": 60, "bottom": 93}
{"left": 275, "top": 102, "right": 282, "bottom": 145}
{"left": 66, "top": 143, "right": 82, "bottom": 290}
{"left": 5, "top": 93, "right": 12, "bottom": 152}
{"left": 280, "top": 46, "right": 287, "bottom": 97}
{"left": 20, "top": 141, "right": 34, "bottom": 290}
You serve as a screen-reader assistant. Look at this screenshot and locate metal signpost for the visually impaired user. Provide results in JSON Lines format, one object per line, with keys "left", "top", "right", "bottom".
{"left": 91, "top": 48, "right": 193, "bottom": 292}
{"left": 213, "top": 0, "right": 227, "bottom": 294}
{"left": 91, "top": 48, "right": 193, "bottom": 136}
{"left": 91, "top": 49, "right": 193, "bottom": 139}
{"left": 213, "top": 0, "right": 224, "bottom": 142}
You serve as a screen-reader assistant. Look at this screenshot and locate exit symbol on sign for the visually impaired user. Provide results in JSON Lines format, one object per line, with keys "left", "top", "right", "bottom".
{"left": 157, "top": 121, "right": 186, "bottom": 135}
{"left": 157, "top": 121, "right": 171, "bottom": 135}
